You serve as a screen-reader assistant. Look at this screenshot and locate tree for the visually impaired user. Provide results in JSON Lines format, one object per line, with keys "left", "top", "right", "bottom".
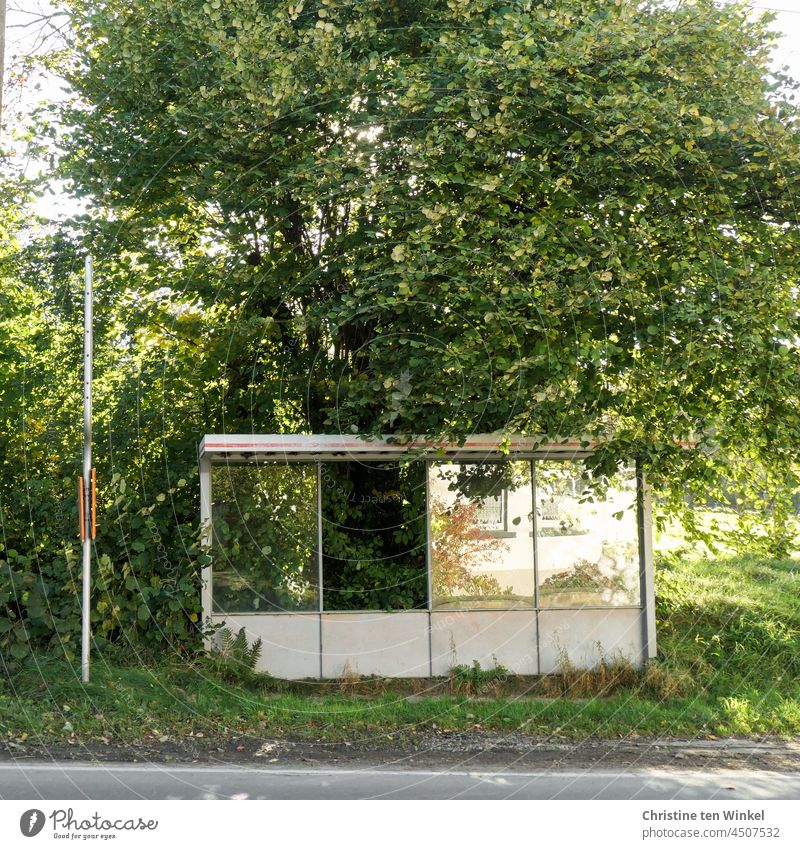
{"left": 45, "top": 0, "right": 800, "bottom": 545}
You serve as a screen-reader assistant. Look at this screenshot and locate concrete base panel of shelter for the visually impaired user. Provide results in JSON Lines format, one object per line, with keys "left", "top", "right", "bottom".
{"left": 209, "top": 613, "right": 321, "bottom": 680}
{"left": 430, "top": 610, "right": 538, "bottom": 676}
{"left": 321, "top": 611, "right": 430, "bottom": 678}
{"left": 537, "top": 607, "right": 644, "bottom": 674}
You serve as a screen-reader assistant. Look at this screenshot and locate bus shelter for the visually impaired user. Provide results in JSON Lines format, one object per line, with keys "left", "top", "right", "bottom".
{"left": 199, "top": 434, "right": 655, "bottom": 679}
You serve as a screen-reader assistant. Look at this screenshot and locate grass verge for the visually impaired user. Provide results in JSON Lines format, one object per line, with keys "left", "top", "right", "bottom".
{"left": 1, "top": 551, "right": 798, "bottom": 745}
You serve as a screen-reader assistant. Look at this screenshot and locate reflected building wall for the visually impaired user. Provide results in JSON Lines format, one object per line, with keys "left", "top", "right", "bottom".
{"left": 536, "top": 462, "right": 640, "bottom": 608}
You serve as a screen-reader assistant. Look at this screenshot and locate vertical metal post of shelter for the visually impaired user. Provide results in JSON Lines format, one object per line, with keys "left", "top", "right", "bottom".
{"left": 81, "top": 256, "right": 93, "bottom": 683}
{"left": 199, "top": 454, "right": 213, "bottom": 647}
{"left": 636, "top": 459, "right": 657, "bottom": 663}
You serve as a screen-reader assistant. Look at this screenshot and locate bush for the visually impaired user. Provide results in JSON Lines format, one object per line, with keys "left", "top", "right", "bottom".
{"left": 1, "top": 474, "right": 206, "bottom": 674}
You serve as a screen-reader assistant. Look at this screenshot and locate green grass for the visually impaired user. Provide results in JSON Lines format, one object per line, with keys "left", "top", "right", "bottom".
{"left": 655, "top": 550, "right": 800, "bottom": 695}
{"left": 1, "top": 550, "right": 799, "bottom": 745}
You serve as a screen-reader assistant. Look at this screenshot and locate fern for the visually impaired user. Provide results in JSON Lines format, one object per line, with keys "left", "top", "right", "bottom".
{"left": 209, "top": 627, "right": 264, "bottom": 682}
{"left": 245, "top": 636, "right": 263, "bottom": 671}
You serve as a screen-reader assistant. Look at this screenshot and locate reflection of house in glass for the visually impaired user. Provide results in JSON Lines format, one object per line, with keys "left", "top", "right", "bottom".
{"left": 475, "top": 493, "right": 505, "bottom": 529}
{"left": 428, "top": 461, "right": 535, "bottom": 608}
{"left": 199, "top": 435, "right": 655, "bottom": 679}
{"left": 536, "top": 463, "right": 640, "bottom": 608}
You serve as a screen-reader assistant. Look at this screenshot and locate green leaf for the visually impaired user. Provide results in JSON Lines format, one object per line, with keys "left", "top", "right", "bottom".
{"left": 10, "top": 643, "right": 30, "bottom": 660}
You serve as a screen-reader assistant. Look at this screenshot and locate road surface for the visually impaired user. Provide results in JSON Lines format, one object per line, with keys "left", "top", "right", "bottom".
{"left": 1, "top": 762, "right": 799, "bottom": 800}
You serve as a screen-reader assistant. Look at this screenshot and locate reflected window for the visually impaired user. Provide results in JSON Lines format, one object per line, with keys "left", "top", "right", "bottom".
{"left": 211, "top": 463, "right": 319, "bottom": 613}
{"left": 475, "top": 492, "right": 506, "bottom": 530}
{"left": 536, "top": 461, "right": 640, "bottom": 607}
{"left": 429, "top": 461, "right": 534, "bottom": 610}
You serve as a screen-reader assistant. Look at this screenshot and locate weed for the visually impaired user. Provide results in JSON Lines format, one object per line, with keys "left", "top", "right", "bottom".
{"left": 337, "top": 661, "right": 363, "bottom": 695}
{"left": 448, "top": 659, "right": 509, "bottom": 696}
{"left": 554, "top": 646, "right": 639, "bottom": 698}
{"left": 637, "top": 661, "right": 693, "bottom": 700}
{"left": 201, "top": 627, "right": 265, "bottom": 687}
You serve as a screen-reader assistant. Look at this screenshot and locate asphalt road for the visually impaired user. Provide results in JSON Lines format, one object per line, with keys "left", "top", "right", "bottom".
{"left": 1, "top": 762, "right": 799, "bottom": 800}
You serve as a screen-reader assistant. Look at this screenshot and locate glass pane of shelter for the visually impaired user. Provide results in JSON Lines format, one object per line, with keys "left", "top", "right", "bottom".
{"left": 429, "top": 460, "right": 534, "bottom": 609}
{"left": 211, "top": 463, "right": 319, "bottom": 613}
{"left": 321, "top": 461, "right": 427, "bottom": 610}
{"left": 536, "top": 461, "right": 640, "bottom": 607}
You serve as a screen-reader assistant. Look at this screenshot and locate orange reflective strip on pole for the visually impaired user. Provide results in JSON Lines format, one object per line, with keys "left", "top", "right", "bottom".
{"left": 78, "top": 477, "right": 86, "bottom": 541}
{"left": 91, "top": 467, "right": 97, "bottom": 540}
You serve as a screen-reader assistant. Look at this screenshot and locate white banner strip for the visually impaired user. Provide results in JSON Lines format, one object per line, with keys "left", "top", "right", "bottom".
{"left": 1, "top": 799, "right": 798, "bottom": 849}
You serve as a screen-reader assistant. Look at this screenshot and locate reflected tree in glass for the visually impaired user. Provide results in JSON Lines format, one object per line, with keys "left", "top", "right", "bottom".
{"left": 321, "top": 461, "right": 427, "bottom": 610}
{"left": 429, "top": 461, "right": 534, "bottom": 609}
{"left": 211, "top": 463, "right": 318, "bottom": 612}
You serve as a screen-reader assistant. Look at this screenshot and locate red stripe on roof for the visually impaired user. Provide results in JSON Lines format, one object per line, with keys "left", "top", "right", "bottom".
{"left": 202, "top": 441, "right": 586, "bottom": 449}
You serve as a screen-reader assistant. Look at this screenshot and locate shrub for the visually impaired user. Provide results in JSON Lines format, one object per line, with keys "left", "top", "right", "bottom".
{"left": 1, "top": 474, "right": 206, "bottom": 673}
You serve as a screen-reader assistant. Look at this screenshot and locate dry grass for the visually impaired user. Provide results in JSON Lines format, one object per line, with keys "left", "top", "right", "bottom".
{"left": 542, "top": 648, "right": 639, "bottom": 698}
{"left": 638, "top": 661, "right": 694, "bottom": 699}
{"left": 335, "top": 661, "right": 362, "bottom": 695}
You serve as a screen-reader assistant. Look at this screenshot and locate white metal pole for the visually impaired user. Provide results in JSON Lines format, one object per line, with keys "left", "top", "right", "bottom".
{"left": 81, "top": 255, "right": 93, "bottom": 683}
{"left": 0, "top": 0, "right": 7, "bottom": 134}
